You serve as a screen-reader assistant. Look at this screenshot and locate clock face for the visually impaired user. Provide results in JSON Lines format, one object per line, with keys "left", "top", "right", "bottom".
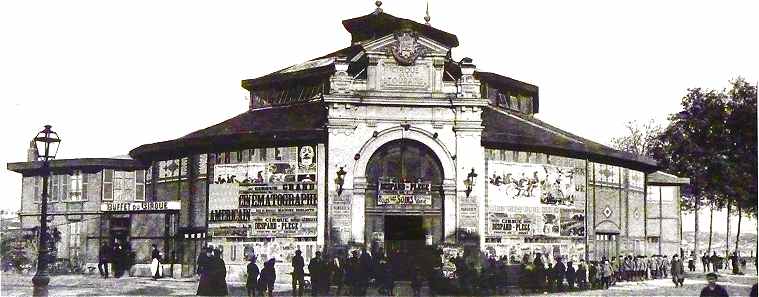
{"left": 300, "top": 146, "right": 314, "bottom": 167}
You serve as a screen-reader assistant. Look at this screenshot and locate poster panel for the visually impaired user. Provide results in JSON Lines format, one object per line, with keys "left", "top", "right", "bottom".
{"left": 487, "top": 206, "right": 561, "bottom": 237}
{"left": 559, "top": 208, "right": 585, "bottom": 237}
{"left": 487, "top": 161, "right": 577, "bottom": 207}
{"left": 208, "top": 145, "right": 318, "bottom": 239}
{"left": 488, "top": 213, "right": 531, "bottom": 236}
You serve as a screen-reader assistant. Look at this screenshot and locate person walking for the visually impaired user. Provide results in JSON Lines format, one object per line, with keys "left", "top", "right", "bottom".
{"left": 246, "top": 255, "right": 260, "bottom": 297}
{"left": 702, "top": 253, "right": 710, "bottom": 272}
{"left": 671, "top": 254, "right": 685, "bottom": 288}
{"left": 98, "top": 242, "right": 111, "bottom": 278}
{"left": 151, "top": 244, "right": 163, "bottom": 280}
{"left": 292, "top": 250, "right": 305, "bottom": 297}
{"left": 711, "top": 252, "right": 720, "bottom": 272}
{"left": 699, "top": 272, "right": 729, "bottom": 297}
{"left": 308, "top": 251, "right": 325, "bottom": 297}
{"left": 259, "top": 259, "right": 276, "bottom": 297}
{"left": 410, "top": 265, "right": 422, "bottom": 297}
{"left": 730, "top": 252, "right": 741, "bottom": 275}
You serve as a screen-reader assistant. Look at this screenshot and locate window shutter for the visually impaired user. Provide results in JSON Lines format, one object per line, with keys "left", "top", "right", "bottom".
{"left": 102, "top": 170, "right": 113, "bottom": 201}
{"left": 135, "top": 170, "right": 145, "bottom": 201}
{"left": 81, "top": 173, "right": 88, "bottom": 201}
{"left": 61, "top": 175, "right": 69, "bottom": 202}
{"left": 33, "top": 177, "right": 41, "bottom": 203}
{"left": 50, "top": 175, "right": 58, "bottom": 202}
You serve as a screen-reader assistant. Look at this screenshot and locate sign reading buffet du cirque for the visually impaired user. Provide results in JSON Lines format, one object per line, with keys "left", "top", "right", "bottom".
{"left": 377, "top": 177, "right": 432, "bottom": 205}
{"left": 101, "top": 201, "right": 181, "bottom": 212}
{"left": 208, "top": 146, "right": 318, "bottom": 238}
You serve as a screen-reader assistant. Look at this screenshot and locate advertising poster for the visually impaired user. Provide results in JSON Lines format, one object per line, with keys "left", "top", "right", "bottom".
{"left": 559, "top": 208, "right": 585, "bottom": 237}
{"left": 377, "top": 177, "right": 432, "bottom": 205}
{"left": 487, "top": 161, "right": 577, "bottom": 207}
{"left": 488, "top": 213, "right": 531, "bottom": 236}
{"left": 208, "top": 145, "right": 318, "bottom": 239}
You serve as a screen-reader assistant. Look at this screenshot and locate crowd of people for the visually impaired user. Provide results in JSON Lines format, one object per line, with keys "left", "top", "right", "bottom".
{"left": 516, "top": 253, "right": 690, "bottom": 293}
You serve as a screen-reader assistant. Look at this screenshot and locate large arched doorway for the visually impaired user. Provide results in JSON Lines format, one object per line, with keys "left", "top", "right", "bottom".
{"left": 364, "top": 139, "right": 444, "bottom": 268}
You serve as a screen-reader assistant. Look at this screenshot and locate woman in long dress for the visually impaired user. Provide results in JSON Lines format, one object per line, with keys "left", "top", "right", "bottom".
{"left": 197, "top": 248, "right": 214, "bottom": 296}
{"left": 150, "top": 244, "right": 162, "bottom": 280}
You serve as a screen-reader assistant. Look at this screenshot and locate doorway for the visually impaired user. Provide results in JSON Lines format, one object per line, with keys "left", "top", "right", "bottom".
{"left": 384, "top": 215, "right": 425, "bottom": 251}
{"left": 596, "top": 233, "right": 618, "bottom": 260}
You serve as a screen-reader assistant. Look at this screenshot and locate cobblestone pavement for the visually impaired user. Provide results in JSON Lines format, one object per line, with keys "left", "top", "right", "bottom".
{"left": 1, "top": 269, "right": 756, "bottom": 296}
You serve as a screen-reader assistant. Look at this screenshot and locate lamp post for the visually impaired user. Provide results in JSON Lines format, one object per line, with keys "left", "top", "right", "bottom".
{"left": 32, "top": 125, "right": 60, "bottom": 297}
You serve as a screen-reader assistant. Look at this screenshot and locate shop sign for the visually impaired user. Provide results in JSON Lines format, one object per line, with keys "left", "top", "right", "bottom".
{"left": 377, "top": 178, "right": 432, "bottom": 205}
{"left": 101, "top": 201, "right": 180, "bottom": 212}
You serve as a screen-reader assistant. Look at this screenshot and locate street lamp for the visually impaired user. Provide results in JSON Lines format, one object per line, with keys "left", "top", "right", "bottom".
{"left": 32, "top": 125, "right": 60, "bottom": 297}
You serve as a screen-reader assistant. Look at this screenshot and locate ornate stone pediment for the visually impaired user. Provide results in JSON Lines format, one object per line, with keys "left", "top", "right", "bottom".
{"left": 362, "top": 31, "right": 450, "bottom": 59}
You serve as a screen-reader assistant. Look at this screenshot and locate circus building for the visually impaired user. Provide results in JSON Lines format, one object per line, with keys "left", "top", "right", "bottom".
{"left": 9, "top": 4, "right": 688, "bottom": 280}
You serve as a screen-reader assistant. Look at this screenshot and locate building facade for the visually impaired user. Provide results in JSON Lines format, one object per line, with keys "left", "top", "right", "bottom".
{"left": 9, "top": 7, "right": 687, "bottom": 280}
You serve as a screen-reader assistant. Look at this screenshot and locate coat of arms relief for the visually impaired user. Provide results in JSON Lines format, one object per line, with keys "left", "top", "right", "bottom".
{"left": 387, "top": 31, "right": 427, "bottom": 66}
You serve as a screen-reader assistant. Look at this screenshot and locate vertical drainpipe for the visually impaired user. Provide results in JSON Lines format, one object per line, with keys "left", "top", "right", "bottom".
{"left": 584, "top": 158, "right": 589, "bottom": 262}
{"left": 643, "top": 173, "right": 648, "bottom": 256}
{"left": 659, "top": 185, "right": 663, "bottom": 255}
{"left": 622, "top": 167, "right": 627, "bottom": 255}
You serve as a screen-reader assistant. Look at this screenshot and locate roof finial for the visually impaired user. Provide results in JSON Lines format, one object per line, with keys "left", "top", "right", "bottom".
{"left": 374, "top": 1, "right": 383, "bottom": 14}
{"left": 424, "top": 1, "right": 431, "bottom": 25}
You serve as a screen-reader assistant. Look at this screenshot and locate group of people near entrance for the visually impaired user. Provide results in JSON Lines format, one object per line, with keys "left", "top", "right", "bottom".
{"left": 201, "top": 246, "right": 425, "bottom": 297}
{"left": 518, "top": 253, "right": 689, "bottom": 293}
{"left": 97, "top": 239, "right": 135, "bottom": 278}
{"left": 98, "top": 241, "right": 165, "bottom": 280}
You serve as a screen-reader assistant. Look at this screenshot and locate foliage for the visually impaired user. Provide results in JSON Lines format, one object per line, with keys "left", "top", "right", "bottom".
{"left": 610, "top": 119, "right": 663, "bottom": 157}
{"left": 649, "top": 78, "right": 757, "bottom": 216}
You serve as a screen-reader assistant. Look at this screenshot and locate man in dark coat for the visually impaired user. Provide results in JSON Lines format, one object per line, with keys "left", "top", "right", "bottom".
{"left": 98, "top": 242, "right": 111, "bottom": 278}
{"left": 533, "top": 254, "right": 546, "bottom": 293}
{"left": 292, "top": 250, "right": 305, "bottom": 297}
{"left": 671, "top": 254, "right": 685, "bottom": 288}
{"left": 259, "top": 259, "right": 276, "bottom": 297}
{"left": 246, "top": 255, "right": 260, "bottom": 297}
{"left": 566, "top": 260, "right": 576, "bottom": 290}
{"left": 699, "top": 272, "right": 729, "bottom": 297}
{"left": 710, "top": 252, "right": 720, "bottom": 272}
{"left": 575, "top": 260, "right": 587, "bottom": 290}
{"left": 308, "top": 251, "right": 324, "bottom": 296}
{"left": 702, "top": 253, "right": 710, "bottom": 272}
{"left": 553, "top": 257, "right": 566, "bottom": 292}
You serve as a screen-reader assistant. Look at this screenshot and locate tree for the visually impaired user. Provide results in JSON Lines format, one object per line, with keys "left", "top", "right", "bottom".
{"left": 610, "top": 119, "right": 663, "bottom": 157}
{"left": 723, "top": 78, "right": 758, "bottom": 251}
{"left": 650, "top": 78, "right": 758, "bottom": 254}
{"left": 650, "top": 87, "right": 729, "bottom": 254}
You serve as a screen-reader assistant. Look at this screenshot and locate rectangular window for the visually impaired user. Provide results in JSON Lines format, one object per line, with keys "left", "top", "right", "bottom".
{"left": 102, "top": 169, "right": 113, "bottom": 201}
{"left": 69, "top": 171, "right": 83, "bottom": 201}
{"left": 113, "top": 171, "right": 135, "bottom": 201}
{"left": 135, "top": 170, "right": 145, "bottom": 201}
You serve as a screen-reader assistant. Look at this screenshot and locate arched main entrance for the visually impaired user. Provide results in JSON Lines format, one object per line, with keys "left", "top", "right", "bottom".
{"left": 363, "top": 139, "right": 444, "bottom": 258}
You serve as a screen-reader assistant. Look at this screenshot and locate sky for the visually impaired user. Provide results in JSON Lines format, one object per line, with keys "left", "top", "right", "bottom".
{"left": 1, "top": 1, "right": 757, "bottom": 233}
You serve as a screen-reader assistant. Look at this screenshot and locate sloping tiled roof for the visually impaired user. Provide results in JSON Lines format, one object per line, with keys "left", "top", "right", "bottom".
{"left": 130, "top": 102, "right": 327, "bottom": 161}
{"left": 7, "top": 158, "right": 145, "bottom": 175}
{"left": 241, "top": 45, "right": 364, "bottom": 92}
{"left": 482, "top": 107, "right": 659, "bottom": 172}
